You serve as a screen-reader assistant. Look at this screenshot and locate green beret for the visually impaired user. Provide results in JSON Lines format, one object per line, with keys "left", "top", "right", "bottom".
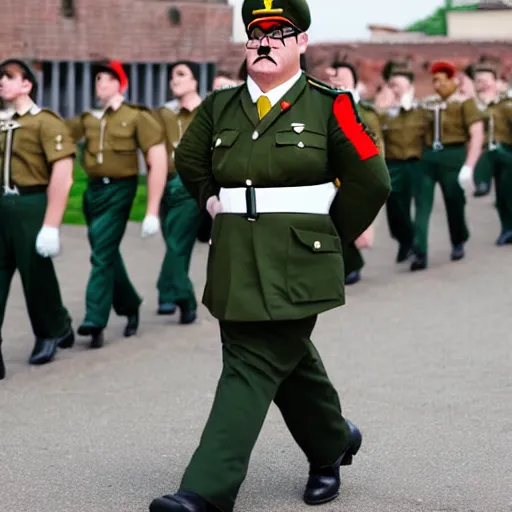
{"left": 242, "top": 0, "right": 311, "bottom": 33}
{"left": 473, "top": 58, "right": 500, "bottom": 78}
{"left": 382, "top": 59, "right": 414, "bottom": 82}
{"left": 0, "top": 58, "right": 39, "bottom": 101}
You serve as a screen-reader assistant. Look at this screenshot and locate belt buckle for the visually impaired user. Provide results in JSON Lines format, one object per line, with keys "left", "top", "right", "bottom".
{"left": 102, "top": 177, "right": 110, "bottom": 185}
{"left": 489, "top": 142, "right": 498, "bottom": 151}
{"left": 432, "top": 141, "right": 444, "bottom": 152}
{"left": 2, "top": 184, "right": 20, "bottom": 196}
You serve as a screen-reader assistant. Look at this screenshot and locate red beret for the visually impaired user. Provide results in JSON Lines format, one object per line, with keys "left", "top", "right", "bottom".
{"left": 430, "top": 61, "right": 456, "bottom": 79}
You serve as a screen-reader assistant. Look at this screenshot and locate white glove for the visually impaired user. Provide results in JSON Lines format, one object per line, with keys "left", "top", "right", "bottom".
{"left": 35, "top": 226, "right": 60, "bottom": 258}
{"left": 206, "top": 196, "right": 223, "bottom": 219}
{"left": 141, "top": 214, "right": 160, "bottom": 238}
{"left": 458, "top": 164, "right": 474, "bottom": 192}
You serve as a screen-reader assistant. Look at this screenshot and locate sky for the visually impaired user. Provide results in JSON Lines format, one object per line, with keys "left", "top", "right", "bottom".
{"left": 306, "top": 0, "right": 444, "bottom": 41}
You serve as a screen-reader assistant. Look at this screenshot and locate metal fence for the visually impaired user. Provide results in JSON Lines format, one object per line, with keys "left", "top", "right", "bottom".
{"left": 35, "top": 60, "right": 216, "bottom": 117}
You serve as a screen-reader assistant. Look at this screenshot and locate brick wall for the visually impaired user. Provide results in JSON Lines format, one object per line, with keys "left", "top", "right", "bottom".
{"left": 0, "top": 0, "right": 233, "bottom": 62}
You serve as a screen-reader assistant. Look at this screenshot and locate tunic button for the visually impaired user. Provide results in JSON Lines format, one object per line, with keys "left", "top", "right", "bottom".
{"left": 252, "top": 131, "right": 259, "bottom": 140}
{"left": 298, "top": 141, "right": 304, "bottom": 148}
{"left": 215, "top": 138, "right": 222, "bottom": 147}
{"left": 313, "top": 241, "right": 321, "bottom": 250}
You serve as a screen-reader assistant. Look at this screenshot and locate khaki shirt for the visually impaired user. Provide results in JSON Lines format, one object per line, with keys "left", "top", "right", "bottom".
{"left": 476, "top": 93, "right": 512, "bottom": 146}
{"left": 66, "top": 101, "right": 163, "bottom": 178}
{"left": 153, "top": 101, "right": 198, "bottom": 175}
{"left": 422, "top": 94, "right": 485, "bottom": 147}
{"left": 0, "top": 104, "right": 75, "bottom": 187}
{"left": 380, "top": 103, "right": 427, "bottom": 160}
{"left": 359, "top": 102, "right": 384, "bottom": 156}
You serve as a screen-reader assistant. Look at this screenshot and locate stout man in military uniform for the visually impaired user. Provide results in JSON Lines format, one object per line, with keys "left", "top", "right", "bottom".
{"left": 380, "top": 60, "right": 426, "bottom": 263}
{"left": 412, "top": 61, "right": 485, "bottom": 271}
{"left": 324, "top": 58, "right": 384, "bottom": 285}
{"left": 149, "top": 0, "right": 390, "bottom": 510}
{"left": 472, "top": 59, "right": 512, "bottom": 245}
{"left": 0, "top": 59, "right": 75, "bottom": 380}
{"left": 66, "top": 60, "right": 167, "bottom": 348}
{"left": 153, "top": 62, "right": 204, "bottom": 323}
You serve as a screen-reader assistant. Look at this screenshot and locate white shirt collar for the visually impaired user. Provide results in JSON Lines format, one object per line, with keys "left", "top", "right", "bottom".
{"left": 246, "top": 69, "right": 303, "bottom": 107}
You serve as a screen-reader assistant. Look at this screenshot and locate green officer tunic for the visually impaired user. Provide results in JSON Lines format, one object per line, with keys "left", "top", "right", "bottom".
{"left": 414, "top": 94, "right": 485, "bottom": 256}
{"left": 173, "top": 73, "right": 390, "bottom": 512}
{"left": 0, "top": 104, "right": 73, "bottom": 341}
{"left": 474, "top": 92, "right": 512, "bottom": 238}
{"left": 66, "top": 100, "right": 164, "bottom": 328}
{"left": 153, "top": 102, "right": 203, "bottom": 312}
{"left": 380, "top": 101, "right": 426, "bottom": 257}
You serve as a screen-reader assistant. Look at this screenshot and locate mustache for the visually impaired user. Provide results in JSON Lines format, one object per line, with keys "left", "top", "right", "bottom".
{"left": 253, "top": 55, "right": 277, "bottom": 65}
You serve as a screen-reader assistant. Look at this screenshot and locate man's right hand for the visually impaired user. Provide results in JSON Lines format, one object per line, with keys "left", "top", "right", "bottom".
{"left": 206, "top": 196, "right": 223, "bottom": 219}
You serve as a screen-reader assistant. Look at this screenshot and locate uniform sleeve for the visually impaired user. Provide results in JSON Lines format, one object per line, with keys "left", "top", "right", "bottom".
{"left": 174, "top": 95, "right": 219, "bottom": 209}
{"left": 328, "top": 94, "right": 391, "bottom": 244}
{"left": 40, "top": 113, "right": 76, "bottom": 164}
{"left": 65, "top": 115, "right": 85, "bottom": 142}
{"left": 135, "top": 109, "right": 165, "bottom": 154}
{"left": 462, "top": 98, "right": 486, "bottom": 128}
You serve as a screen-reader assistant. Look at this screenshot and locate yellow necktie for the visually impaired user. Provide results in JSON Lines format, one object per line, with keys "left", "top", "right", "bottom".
{"left": 257, "top": 95, "right": 272, "bottom": 120}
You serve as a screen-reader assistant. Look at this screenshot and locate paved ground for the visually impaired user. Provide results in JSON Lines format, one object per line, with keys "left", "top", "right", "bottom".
{"left": 1, "top": 191, "right": 511, "bottom": 512}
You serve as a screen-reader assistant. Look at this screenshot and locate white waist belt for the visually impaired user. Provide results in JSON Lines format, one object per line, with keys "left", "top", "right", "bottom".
{"left": 219, "top": 183, "right": 337, "bottom": 215}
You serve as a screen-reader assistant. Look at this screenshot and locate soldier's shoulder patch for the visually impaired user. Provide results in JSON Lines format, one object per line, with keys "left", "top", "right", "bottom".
{"left": 38, "top": 107, "right": 64, "bottom": 121}
{"left": 213, "top": 83, "right": 243, "bottom": 93}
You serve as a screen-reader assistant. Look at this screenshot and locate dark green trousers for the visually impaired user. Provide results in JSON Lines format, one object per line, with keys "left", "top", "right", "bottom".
{"left": 157, "top": 175, "right": 203, "bottom": 308}
{"left": 413, "top": 146, "right": 469, "bottom": 255}
{"left": 83, "top": 177, "right": 142, "bottom": 327}
{"left": 385, "top": 159, "right": 421, "bottom": 248}
{"left": 179, "top": 317, "right": 351, "bottom": 512}
{"left": 473, "top": 148, "right": 493, "bottom": 190}
{"left": 343, "top": 241, "right": 364, "bottom": 275}
{"left": 0, "top": 193, "right": 71, "bottom": 338}
{"left": 476, "top": 146, "right": 512, "bottom": 232}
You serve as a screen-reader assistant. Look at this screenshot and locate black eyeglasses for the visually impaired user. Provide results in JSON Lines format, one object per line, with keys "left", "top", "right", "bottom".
{"left": 246, "top": 26, "right": 300, "bottom": 49}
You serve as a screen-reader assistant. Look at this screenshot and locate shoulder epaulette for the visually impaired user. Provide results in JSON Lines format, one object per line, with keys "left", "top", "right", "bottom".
{"left": 37, "top": 107, "right": 64, "bottom": 120}
{"left": 123, "top": 102, "right": 152, "bottom": 113}
{"left": 212, "top": 83, "right": 243, "bottom": 94}
{"left": 306, "top": 75, "right": 347, "bottom": 97}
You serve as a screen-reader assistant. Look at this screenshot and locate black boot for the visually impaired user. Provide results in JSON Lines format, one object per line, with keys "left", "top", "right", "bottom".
{"left": 451, "top": 243, "right": 465, "bottom": 261}
{"left": 0, "top": 337, "right": 5, "bottom": 380}
{"left": 176, "top": 300, "right": 197, "bottom": 325}
{"left": 473, "top": 183, "right": 490, "bottom": 197}
{"left": 58, "top": 329, "right": 75, "bottom": 349}
{"left": 410, "top": 253, "right": 427, "bottom": 271}
{"left": 344, "top": 270, "right": 361, "bottom": 285}
{"left": 303, "top": 420, "right": 362, "bottom": 506}
{"left": 496, "top": 230, "right": 512, "bottom": 246}
{"left": 29, "top": 338, "right": 59, "bottom": 365}
{"left": 149, "top": 491, "right": 218, "bottom": 512}
{"left": 124, "top": 310, "right": 139, "bottom": 337}
{"left": 396, "top": 244, "right": 413, "bottom": 263}
{"left": 77, "top": 322, "right": 104, "bottom": 349}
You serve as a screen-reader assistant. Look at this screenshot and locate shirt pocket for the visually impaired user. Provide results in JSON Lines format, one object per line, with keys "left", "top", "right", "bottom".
{"left": 212, "top": 129, "right": 240, "bottom": 175}
{"left": 107, "top": 121, "right": 137, "bottom": 153}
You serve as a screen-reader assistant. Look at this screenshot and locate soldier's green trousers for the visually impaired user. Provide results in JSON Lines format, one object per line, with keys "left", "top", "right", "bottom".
{"left": 385, "top": 159, "right": 421, "bottom": 249}
{"left": 474, "top": 148, "right": 494, "bottom": 191}
{"left": 157, "top": 175, "right": 202, "bottom": 308}
{"left": 475, "top": 146, "right": 512, "bottom": 233}
{"left": 413, "top": 146, "right": 469, "bottom": 255}
{"left": 82, "top": 177, "right": 142, "bottom": 327}
{"left": 0, "top": 193, "right": 71, "bottom": 338}
{"left": 179, "top": 317, "right": 351, "bottom": 512}
{"left": 343, "top": 241, "right": 364, "bottom": 276}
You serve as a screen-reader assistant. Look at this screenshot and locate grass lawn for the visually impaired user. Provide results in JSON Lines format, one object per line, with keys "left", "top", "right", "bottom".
{"left": 63, "top": 159, "right": 148, "bottom": 226}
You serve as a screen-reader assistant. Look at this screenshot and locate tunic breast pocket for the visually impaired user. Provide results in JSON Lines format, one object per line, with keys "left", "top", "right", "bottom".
{"left": 212, "top": 130, "right": 240, "bottom": 174}
{"left": 108, "top": 122, "right": 137, "bottom": 153}
{"left": 274, "top": 129, "right": 327, "bottom": 177}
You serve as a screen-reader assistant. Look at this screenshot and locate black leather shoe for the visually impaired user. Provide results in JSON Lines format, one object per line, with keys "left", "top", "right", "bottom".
{"left": 451, "top": 244, "right": 465, "bottom": 261}
{"left": 124, "top": 310, "right": 139, "bottom": 337}
{"left": 77, "top": 323, "right": 104, "bottom": 349}
{"left": 58, "top": 329, "right": 75, "bottom": 349}
{"left": 496, "top": 230, "right": 512, "bottom": 246}
{"left": 0, "top": 339, "right": 5, "bottom": 381}
{"left": 176, "top": 300, "right": 197, "bottom": 325}
{"left": 473, "top": 183, "right": 490, "bottom": 197}
{"left": 158, "top": 303, "right": 177, "bottom": 315}
{"left": 29, "top": 338, "right": 59, "bottom": 365}
{"left": 303, "top": 420, "right": 363, "bottom": 505}
{"left": 396, "top": 244, "right": 413, "bottom": 263}
{"left": 149, "top": 491, "right": 216, "bottom": 512}
{"left": 410, "top": 253, "right": 427, "bottom": 271}
{"left": 344, "top": 271, "right": 361, "bottom": 285}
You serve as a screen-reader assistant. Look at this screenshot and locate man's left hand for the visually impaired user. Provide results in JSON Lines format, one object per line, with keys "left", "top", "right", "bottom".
{"left": 141, "top": 214, "right": 160, "bottom": 238}
{"left": 35, "top": 225, "right": 60, "bottom": 258}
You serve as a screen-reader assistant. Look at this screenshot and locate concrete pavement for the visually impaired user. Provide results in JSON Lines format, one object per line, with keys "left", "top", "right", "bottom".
{"left": 0, "top": 191, "right": 511, "bottom": 512}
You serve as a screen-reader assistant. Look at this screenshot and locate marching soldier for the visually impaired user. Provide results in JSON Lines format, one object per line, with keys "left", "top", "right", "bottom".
{"left": 380, "top": 60, "right": 426, "bottom": 263}
{"left": 325, "top": 58, "right": 384, "bottom": 285}
{"left": 472, "top": 59, "right": 512, "bottom": 245}
{"left": 149, "top": 0, "right": 390, "bottom": 510}
{"left": 66, "top": 60, "right": 167, "bottom": 348}
{"left": 411, "top": 61, "right": 485, "bottom": 271}
{"left": 0, "top": 59, "right": 75, "bottom": 379}
{"left": 153, "top": 62, "right": 204, "bottom": 323}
